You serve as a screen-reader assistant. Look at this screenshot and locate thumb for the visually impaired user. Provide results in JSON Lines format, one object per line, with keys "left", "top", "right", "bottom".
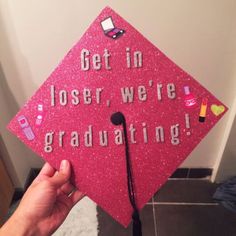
{"left": 51, "top": 160, "right": 71, "bottom": 187}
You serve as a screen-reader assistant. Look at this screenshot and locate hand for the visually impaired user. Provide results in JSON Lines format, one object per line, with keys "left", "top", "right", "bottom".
{"left": 0, "top": 160, "right": 84, "bottom": 236}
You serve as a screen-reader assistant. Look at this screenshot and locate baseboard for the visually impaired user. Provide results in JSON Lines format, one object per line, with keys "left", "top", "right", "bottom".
{"left": 11, "top": 168, "right": 41, "bottom": 204}
{"left": 11, "top": 188, "right": 24, "bottom": 203}
{"left": 170, "top": 168, "right": 213, "bottom": 179}
{"left": 24, "top": 168, "right": 41, "bottom": 190}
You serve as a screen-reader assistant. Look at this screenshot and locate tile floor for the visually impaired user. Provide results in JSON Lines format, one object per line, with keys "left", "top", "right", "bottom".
{"left": 5, "top": 179, "right": 236, "bottom": 236}
{"left": 97, "top": 180, "right": 236, "bottom": 236}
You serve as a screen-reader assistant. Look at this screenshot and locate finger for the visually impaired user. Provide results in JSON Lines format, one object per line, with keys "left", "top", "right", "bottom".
{"left": 60, "top": 182, "right": 75, "bottom": 196}
{"left": 70, "top": 190, "right": 85, "bottom": 206}
{"left": 50, "top": 160, "right": 71, "bottom": 187}
{"left": 33, "top": 162, "right": 56, "bottom": 183}
{"left": 40, "top": 162, "right": 56, "bottom": 176}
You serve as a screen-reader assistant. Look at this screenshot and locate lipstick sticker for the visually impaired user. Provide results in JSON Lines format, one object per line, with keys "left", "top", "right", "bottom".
{"left": 199, "top": 98, "right": 208, "bottom": 122}
{"left": 17, "top": 115, "right": 35, "bottom": 140}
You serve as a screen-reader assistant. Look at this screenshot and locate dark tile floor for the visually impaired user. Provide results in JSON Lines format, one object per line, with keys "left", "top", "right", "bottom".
{"left": 97, "top": 180, "right": 236, "bottom": 236}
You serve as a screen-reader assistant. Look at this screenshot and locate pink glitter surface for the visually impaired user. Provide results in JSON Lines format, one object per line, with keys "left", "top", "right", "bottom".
{"left": 8, "top": 7, "right": 227, "bottom": 227}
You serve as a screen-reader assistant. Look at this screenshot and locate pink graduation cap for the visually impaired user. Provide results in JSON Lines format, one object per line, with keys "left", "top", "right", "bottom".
{"left": 8, "top": 6, "right": 227, "bottom": 235}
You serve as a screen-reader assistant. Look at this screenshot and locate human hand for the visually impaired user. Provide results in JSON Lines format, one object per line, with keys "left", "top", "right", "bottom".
{"left": 0, "top": 160, "right": 84, "bottom": 236}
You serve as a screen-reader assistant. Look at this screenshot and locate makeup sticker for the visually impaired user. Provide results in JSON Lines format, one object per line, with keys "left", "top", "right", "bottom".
{"left": 199, "top": 98, "right": 208, "bottom": 122}
{"left": 36, "top": 104, "right": 44, "bottom": 126}
{"left": 101, "top": 16, "right": 124, "bottom": 39}
{"left": 183, "top": 86, "right": 196, "bottom": 107}
{"left": 17, "top": 115, "right": 35, "bottom": 140}
{"left": 185, "top": 113, "right": 191, "bottom": 135}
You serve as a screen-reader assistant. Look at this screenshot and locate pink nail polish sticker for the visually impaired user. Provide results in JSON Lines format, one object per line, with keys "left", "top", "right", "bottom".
{"left": 17, "top": 115, "right": 35, "bottom": 140}
{"left": 183, "top": 86, "right": 197, "bottom": 107}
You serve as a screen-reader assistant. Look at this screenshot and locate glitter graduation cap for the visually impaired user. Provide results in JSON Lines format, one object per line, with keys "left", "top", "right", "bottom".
{"left": 8, "top": 6, "right": 227, "bottom": 232}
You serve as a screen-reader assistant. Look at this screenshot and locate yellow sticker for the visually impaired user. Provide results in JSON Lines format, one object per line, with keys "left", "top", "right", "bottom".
{"left": 211, "top": 104, "right": 225, "bottom": 116}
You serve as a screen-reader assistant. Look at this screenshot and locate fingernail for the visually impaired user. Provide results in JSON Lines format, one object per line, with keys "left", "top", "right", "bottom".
{"left": 60, "top": 160, "right": 68, "bottom": 172}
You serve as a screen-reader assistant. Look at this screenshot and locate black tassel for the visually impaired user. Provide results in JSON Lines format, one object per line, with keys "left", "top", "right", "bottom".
{"left": 132, "top": 210, "right": 142, "bottom": 236}
{"left": 111, "top": 112, "right": 142, "bottom": 236}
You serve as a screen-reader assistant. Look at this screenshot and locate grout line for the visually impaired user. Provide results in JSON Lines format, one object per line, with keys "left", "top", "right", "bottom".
{"left": 187, "top": 168, "right": 191, "bottom": 178}
{"left": 168, "top": 177, "right": 211, "bottom": 181}
{"left": 152, "top": 197, "right": 158, "bottom": 236}
{"left": 147, "top": 202, "right": 219, "bottom": 206}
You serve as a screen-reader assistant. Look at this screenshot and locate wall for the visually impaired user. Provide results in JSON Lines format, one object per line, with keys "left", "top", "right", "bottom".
{"left": 214, "top": 92, "right": 236, "bottom": 182}
{"left": 215, "top": 114, "right": 236, "bottom": 182}
{"left": 0, "top": 68, "right": 44, "bottom": 188}
{"left": 0, "top": 0, "right": 235, "bottom": 187}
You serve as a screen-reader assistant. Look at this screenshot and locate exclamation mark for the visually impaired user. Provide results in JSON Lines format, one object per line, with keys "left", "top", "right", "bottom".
{"left": 185, "top": 113, "right": 191, "bottom": 136}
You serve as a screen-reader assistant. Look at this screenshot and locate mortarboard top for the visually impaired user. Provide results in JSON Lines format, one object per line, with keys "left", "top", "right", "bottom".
{"left": 8, "top": 6, "right": 227, "bottom": 228}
